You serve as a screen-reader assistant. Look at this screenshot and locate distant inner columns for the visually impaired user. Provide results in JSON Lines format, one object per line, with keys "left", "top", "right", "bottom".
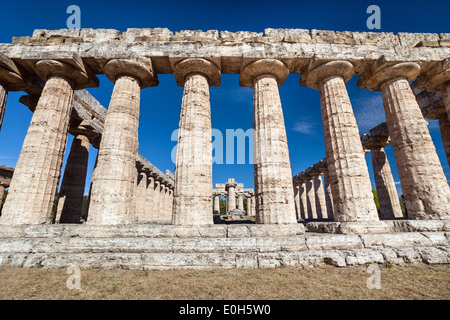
{"left": 240, "top": 59, "right": 297, "bottom": 224}
{"left": 237, "top": 193, "right": 244, "bottom": 210}
{"left": 303, "top": 60, "right": 379, "bottom": 222}
{"left": 370, "top": 145, "right": 403, "bottom": 219}
{"left": 314, "top": 173, "right": 327, "bottom": 220}
{"left": 172, "top": 58, "right": 220, "bottom": 226}
{"left": 57, "top": 133, "right": 90, "bottom": 223}
{"left": 87, "top": 57, "right": 158, "bottom": 225}
{"left": 213, "top": 194, "right": 220, "bottom": 214}
{"left": 0, "top": 60, "right": 84, "bottom": 225}
{"left": 227, "top": 183, "right": 237, "bottom": 210}
{"left": 305, "top": 177, "right": 316, "bottom": 220}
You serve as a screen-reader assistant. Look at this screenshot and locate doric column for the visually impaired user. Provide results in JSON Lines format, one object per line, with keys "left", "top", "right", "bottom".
{"left": 322, "top": 169, "right": 334, "bottom": 220}
{"left": 246, "top": 196, "right": 252, "bottom": 216}
{"left": 213, "top": 194, "right": 220, "bottom": 214}
{"left": 293, "top": 184, "right": 301, "bottom": 220}
{"left": 56, "top": 132, "right": 90, "bottom": 223}
{"left": 167, "top": 187, "right": 173, "bottom": 219}
{"left": 438, "top": 115, "right": 450, "bottom": 167}
{"left": 226, "top": 182, "right": 237, "bottom": 211}
{"left": 153, "top": 178, "right": 161, "bottom": 220}
{"left": 359, "top": 59, "right": 450, "bottom": 219}
{"left": 301, "top": 60, "right": 379, "bottom": 222}
{"left": 0, "top": 83, "right": 6, "bottom": 131}
{"left": 0, "top": 185, "right": 5, "bottom": 210}
{"left": 298, "top": 180, "right": 307, "bottom": 220}
{"left": 313, "top": 173, "right": 328, "bottom": 220}
{"left": 144, "top": 175, "right": 155, "bottom": 221}
{"left": 171, "top": 58, "right": 220, "bottom": 226}
{"left": 364, "top": 135, "right": 403, "bottom": 220}
{"left": 158, "top": 181, "right": 167, "bottom": 220}
{"left": 134, "top": 170, "right": 148, "bottom": 221}
{"left": 88, "top": 57, "right": 157, "bottom": 225}
{"left": 305, "top": 177, "right": 316, "bottom": 220}
{"left": 237, "top": 193, "right": 244, "bottom": 210}
{"left": 84, "top": 153, "right": 98, "bottom": 222}
{"left": 0, "top": 58, "right": 97, "bottom": 225}
{"left": 240, "top": 59, "right": 297, "bottom": 224}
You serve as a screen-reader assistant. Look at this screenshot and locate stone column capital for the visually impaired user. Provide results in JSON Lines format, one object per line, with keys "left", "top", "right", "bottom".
{"left": 361, "top": 133, "right": 390, "bottom": 150}
{"left": 413, "top": 59, "right": 450, "bottom": 92}
{"left": 357, "top": 58, "right": 420, "bottom": 92}
{"left": 239, "top": 59, "right": 289, "bottom": 88}
{"left": 103, "top": 57, "right": 158, "bottom": 89}
{"left": 300, "top": 60, "right": 355, "bottom": 90}
{"left": 173, "top": 58, "right": 221, "bottom": 87}
{"left": 225, "top": 182, "right": 237, "bottom": 190}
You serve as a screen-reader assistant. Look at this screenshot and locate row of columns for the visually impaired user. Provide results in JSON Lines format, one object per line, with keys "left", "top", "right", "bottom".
{"left": 213, "top": 192, "right": 255, "bottom": 216}
{"left": 0, "top": 54, "right": 449, "bottom": 226}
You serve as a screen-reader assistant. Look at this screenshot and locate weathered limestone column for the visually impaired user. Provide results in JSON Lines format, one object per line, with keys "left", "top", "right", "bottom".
{"left": 438, "top": 115, "right": 450, "bottom": 167}
{"left": 172, "top": 58, "right": 220, "bottom": 226}
{"left": 167, "top": 187, "right": 174, "bottom": 219}
{"left": 0, "top": 185, "right": 5, "bottom": 209}
{"left": 293, "top": 184, "right": 301, "bottom": 220}
{"left": 159, "top": 181, "right": 167, "bottom": 220}
{"left": 305, "top": 177, "right": 317, "bottom": 220}
{"left": 246, "top": 196, "right": 252, "bottom": 216}
{"left": 226, "top": 182, "right": 237, "bottom": 211}
{"left": 359, "top": 59, "right": 450, "bottom": 219}
{"left": 237, "top": 193, "right": 244, "bottom": 210}
{"left": 314, "top": 173, "right": 328, "bottom": 220}
{"left": 153, "top": 178, "right": 161, "bottom": 220}
{"left": 364, "top": 135, "right": 403, "bottom": 220}
{"left": 84, "top": 153, "right": 98, "bottom": 222}
{"left": 322, "top": 169, "right": 334, "bottom": 220}
{"left": 213, "top": 194, "right": 220, "bottom": 214}
{"left": 88, "top": 57, "right": 157, "bottom": 225}
{"left": 0, "top": 83, "right": 6, "bottom": 132}
{"left": 144, "top": 175, "right": 155, "bottom": 220}
{"left": 0, "top": 58, "right": 96, "bottom": 225}
{"left": 56, "top": 133, "right": 90, "bottom": 223}
{"left": 299, "top": 181, "right": 307, "bottom": 220}
{"left": 134, "top": 170, "right": 148, "bottom": 221}
{"left": 301, "top": 60, "right": 379, "bottom": 222}
{"left": 240, "top": 59, "right": 297, "bottom": 224}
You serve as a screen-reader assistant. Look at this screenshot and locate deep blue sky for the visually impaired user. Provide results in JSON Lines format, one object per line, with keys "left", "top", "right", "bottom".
{"left": 0, "top": 0, "right": 449, "bottom": 195}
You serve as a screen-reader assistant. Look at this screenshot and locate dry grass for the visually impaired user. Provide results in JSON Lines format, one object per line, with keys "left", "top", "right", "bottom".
{"left": 0, "top": 264, "right": 448, "bottom": 300}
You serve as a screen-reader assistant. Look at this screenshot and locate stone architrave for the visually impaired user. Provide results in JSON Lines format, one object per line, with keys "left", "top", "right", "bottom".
{"left": 57, "top": 133, "right": 90, "bottom": 223}
{"left": 240, "top": 59, "right": 297, "bottom": 224}
{"left": 0, "top": 58, "right": 97, "bottom": 225}
{"left": 301, "top": 60, "right": 379, "bottom": 222}
{"left": 322, "top": 169, "right": 334, "bottom": 220}
{"left": 314, "top": 173, "right": 328, "bottom": 220}
{"left": 172, "top": 58, "right": 220, "bottom": 226}
{"left": 88, "top": 57, "right": 158, "bottom": 225}
{"left": 305, "top": 177, "right": 317, "bottom": 220}
{"left": 359, "top": 59, "right": 450, "bottom": 219}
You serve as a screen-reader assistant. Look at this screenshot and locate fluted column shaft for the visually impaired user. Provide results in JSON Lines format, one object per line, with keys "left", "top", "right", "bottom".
{"left": 323, "top": 169, "right": 334, "bottom": 220}
{"left": 153, "top": 179, "right": 161, "bottom": 220}
{"left": 294, "top": 185, "right": 300, "bottom": 220}
{"left": 213, "top": 195, "right": 220, "bottom": 214}
{"left": 227, "top": 186, "right": 236, "bottom": 210}
{"left": 299, "top": 182, "right": 307, "bottom": 220}
{"left": 253, "top": 75, "right": 296, "bottom": 224}
{"left": 237, "top": 194, "right": 244, "bottom": 210}
{"left": 381, "top": 77, "right": 450, "bottom": 219}
{"left": 314, "top": 174, "right": 327, "bottom": 220}
{"left": 305, "top": 178, "right": 316, "bottom": 220}
{"left": 134, "top": 171, "right": 148, "bottom": 221}
{"left": 57, "top": 133, "right": 90, "bottom": 223}
{"left": 172, "top": 70, "right": 214, "bottom": 225}
{"left": 0, "top": 83, "right": 7, "bottom": 132}
{"left": 144, "top": 176, "right": 155, "bottom": 220}
{"left": 320, "top": 75, "right": 378, "bottom": 221}
{"left": 246, "top": 196, "right": 252, "bottom": 216}
{"left": 370, "top": 147, "right": 403, "bottom": 219}
{"left": 88, "top": 76, "right": 141, "bottom": 224}
{"left": 0, "top": 75, "right": 74, "bottom": 225}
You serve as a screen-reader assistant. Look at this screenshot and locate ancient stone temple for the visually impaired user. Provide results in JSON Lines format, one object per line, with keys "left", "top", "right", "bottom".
{"left": 0, "top": 28, "right": 449, "bottom": 269}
